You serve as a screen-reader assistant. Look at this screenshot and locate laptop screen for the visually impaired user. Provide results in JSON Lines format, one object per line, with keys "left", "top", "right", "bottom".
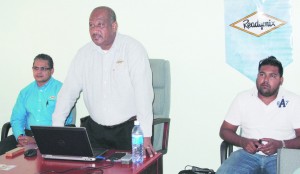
{"left": 31, "top": 126, "right": 96, "bottom": 157}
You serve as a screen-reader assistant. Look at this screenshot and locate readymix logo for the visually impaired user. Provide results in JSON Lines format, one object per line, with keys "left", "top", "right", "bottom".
{"left": 230, "top": 11, "right": 286, "bottom": 37}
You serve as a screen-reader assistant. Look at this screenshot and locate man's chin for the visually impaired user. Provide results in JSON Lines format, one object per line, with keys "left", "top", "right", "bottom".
{"left": 92, "top": 38, "right": 103, "bottom": 45}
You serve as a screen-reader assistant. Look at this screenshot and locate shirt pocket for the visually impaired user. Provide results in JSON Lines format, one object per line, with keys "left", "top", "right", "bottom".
{"left": 46, "top": 96, "right": 57, "bottom": 114}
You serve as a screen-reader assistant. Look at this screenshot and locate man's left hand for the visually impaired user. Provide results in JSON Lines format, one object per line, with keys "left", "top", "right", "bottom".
{"left": 143, "top": 137, "right": 157, "bottom": 158}
{"left": 257, "top": 138, "right": 282, "bottom": 155}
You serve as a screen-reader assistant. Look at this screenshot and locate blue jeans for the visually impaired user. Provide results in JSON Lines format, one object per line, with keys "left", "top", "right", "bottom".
{"left": 216, "top": 149, "right": 277, "bottom": 174}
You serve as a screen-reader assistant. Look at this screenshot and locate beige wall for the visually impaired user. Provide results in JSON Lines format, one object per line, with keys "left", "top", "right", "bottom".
{"left": 1, "top": 0, "right": 300, "bottom": 173}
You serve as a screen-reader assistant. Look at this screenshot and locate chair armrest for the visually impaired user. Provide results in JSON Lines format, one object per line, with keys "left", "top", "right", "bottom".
{"left": 152, "top": 118, "right": 170, "bottom": 155}
{"left": 220, "top": 140, "right": 233, "bottom": 164}
{"left": 1, "top": 122, "right": 11, "bottom": 141}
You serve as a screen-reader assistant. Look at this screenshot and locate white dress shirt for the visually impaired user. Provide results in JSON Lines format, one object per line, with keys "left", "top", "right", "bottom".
{"left": 52, "top": 33, "right": 154, "bottom": 136}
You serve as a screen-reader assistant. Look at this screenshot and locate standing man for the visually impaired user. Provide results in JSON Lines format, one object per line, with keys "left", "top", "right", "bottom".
{"left": 216, "top": 56, "right": 300, "bottom": 174}
{"left": 0, "top": 54, "right": 73, "bottom": 155}
{"left": 52, "top": 6, "right": 156, "bottom": 157}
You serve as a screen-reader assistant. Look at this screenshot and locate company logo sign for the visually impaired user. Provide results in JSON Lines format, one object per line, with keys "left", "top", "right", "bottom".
{"left": 230, "top": 11, "right": 286, "bottom": 37}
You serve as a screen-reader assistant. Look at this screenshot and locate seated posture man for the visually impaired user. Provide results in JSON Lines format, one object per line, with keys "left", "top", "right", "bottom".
{"left": 0, "top": 54, "right": 73, "bottom": 155}
{"left": 52, "top": 6, "right": 156, "bottom": 157}
{"left": 217, "top": 56, "right": 300, "bottom": 174}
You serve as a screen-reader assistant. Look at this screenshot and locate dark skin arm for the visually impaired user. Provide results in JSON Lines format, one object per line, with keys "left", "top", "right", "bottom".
{"left": 258, "top": 128, "right": 300, "bottom": 155}
{"left": 219, "top": 121, "right": 261, "bottom": 154}
{"left": 143, "top": 137, "right": 157, "bottom": 158}
{"left": 220, "top": 121, "right": 300, "bottom": 155}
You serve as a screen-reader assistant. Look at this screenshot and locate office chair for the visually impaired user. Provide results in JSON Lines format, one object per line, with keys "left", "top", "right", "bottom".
{"left": 1, "top": 122, "right": 11, "bottom": 141}
{"left": 220, "top": 128, "right": 242, "bottom": 164}
{"left": 220, "top": 140, "right": 233, "bottom": 164}
{"left": 149, "top": 59, "right": 171, "bottom": 154}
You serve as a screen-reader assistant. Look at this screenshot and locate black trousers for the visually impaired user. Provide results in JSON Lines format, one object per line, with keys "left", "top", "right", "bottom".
{"left": 81, "top": 116, "right": 135, "bottom": 150}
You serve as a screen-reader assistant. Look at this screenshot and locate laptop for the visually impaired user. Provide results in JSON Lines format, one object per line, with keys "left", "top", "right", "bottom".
{"left": 30, "top": 126, "right": 108, "bottom": 161}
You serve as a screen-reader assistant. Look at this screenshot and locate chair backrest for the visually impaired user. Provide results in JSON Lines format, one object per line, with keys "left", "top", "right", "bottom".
{"left": 149, "top": 59, "right": 171, "bottom": 119}
{"left": 149, "top": 59, "right": 171, "bottom": 151}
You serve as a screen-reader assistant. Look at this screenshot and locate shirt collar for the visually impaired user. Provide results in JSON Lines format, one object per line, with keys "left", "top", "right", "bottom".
{"left": 35, "top": 77, "right": 54, "bottom": 90}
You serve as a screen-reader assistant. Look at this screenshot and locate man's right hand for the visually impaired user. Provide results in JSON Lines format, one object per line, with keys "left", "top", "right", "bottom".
{"left": 240, "top": 137, "right": 261, "bottom": 154}
{"left": 17, "top": 135, "right": 36, "bottom": 147}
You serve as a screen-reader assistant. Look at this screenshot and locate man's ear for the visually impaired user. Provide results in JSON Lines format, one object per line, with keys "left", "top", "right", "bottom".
{"left": 112, "top": 22, "right": 118, "bottom": 31}
{"left": 51, "top": 68, "right": 54, "bottom": 75}
{"left": 280, "top": 77, "right": 284, "bottom": 85}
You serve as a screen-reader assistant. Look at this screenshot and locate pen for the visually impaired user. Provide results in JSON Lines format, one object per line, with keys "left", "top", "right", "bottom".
{"left": 46, "top": 101, "right": 48, "bottom": 107}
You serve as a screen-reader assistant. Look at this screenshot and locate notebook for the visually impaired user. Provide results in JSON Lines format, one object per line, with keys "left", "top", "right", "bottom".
{"left": 30, "top": 126, "right": 108, "bottom": 161}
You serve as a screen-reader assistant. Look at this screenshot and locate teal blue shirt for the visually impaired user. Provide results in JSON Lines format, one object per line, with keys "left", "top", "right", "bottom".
{"left": 10, "top": 77, "right": 73, "bottom": 139}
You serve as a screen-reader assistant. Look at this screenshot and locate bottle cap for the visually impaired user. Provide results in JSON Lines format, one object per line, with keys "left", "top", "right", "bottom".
{"left": 134, "top": 120, "right": 140, "bottom": 125}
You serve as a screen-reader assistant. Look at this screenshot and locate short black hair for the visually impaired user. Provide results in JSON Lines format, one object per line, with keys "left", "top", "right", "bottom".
{"left": 33, "top": 53, "right": 53, "bottom": 69}
{"left": 258, "top": 56, "right": 283, "bottom": 77}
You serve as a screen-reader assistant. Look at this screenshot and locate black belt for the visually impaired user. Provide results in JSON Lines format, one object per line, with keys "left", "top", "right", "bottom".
{"left": 101, "top": 116, "right": 137, "bottom": 129}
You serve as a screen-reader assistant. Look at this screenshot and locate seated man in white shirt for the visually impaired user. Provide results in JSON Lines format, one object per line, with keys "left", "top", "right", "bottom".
{"left": 216, "top": 56, "right": 300, "bottom": 174}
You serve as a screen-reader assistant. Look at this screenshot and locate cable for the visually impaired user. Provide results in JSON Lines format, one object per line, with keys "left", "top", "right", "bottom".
{"left": 37, "top": 160, "right": 114, "bottom": 174}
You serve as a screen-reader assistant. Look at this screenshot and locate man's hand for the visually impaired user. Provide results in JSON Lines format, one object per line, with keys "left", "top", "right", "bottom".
{"left": 17, "top": 135, "right": 36, "bottom": 147}
{"left": 143, "top": 137, "right": 157, "bottom": 158}
{"left": 240, "top": 137, "right": 261, "bottom": 154}
{"left": 257, "top": 138, "right": 282, "bottom": 155}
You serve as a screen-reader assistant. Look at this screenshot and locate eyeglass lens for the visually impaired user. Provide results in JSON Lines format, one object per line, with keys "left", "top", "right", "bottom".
{"left": 32, "top": 66, "right": 51, "bottom": 71}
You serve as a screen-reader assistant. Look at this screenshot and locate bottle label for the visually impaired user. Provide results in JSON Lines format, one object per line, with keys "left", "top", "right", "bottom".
{"left": 132, "top": 135, "right": 143, "bottom": 145}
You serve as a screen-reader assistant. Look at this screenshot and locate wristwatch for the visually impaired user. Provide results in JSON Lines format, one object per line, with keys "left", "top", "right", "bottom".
{"left": 281, "top": 140, "right": 286, "bottom": 148}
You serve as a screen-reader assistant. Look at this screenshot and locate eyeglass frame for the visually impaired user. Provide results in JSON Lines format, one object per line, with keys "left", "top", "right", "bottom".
{"left": 32, "top": 66, "right": 52, "bottom": 71}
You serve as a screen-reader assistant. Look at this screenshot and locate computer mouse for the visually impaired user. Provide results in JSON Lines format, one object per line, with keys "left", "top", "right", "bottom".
{"left": 24, "top": 148, "right": 37, "bottom": 157}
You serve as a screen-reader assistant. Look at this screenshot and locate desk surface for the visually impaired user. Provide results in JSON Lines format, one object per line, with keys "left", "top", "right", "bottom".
{"left": 0, "top": 149, "right": 162, "bottom": 174}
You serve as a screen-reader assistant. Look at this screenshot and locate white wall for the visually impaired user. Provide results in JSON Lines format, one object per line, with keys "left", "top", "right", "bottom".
{"left": 1, "top": 0, "right": 300, "bottom": 173}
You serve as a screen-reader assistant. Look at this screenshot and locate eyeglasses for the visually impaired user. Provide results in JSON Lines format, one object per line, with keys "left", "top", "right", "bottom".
{"left": 32, "top": 66, "right": 52, "bottom": 71}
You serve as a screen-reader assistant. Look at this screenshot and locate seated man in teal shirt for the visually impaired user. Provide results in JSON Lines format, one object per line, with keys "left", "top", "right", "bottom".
{"left": 0, "top": 53, "right": 74, "bottom": 154}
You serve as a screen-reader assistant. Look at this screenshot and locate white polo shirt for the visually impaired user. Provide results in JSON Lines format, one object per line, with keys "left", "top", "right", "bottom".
{"left": 225, "top": 87, "right": 300, "bottom": 141}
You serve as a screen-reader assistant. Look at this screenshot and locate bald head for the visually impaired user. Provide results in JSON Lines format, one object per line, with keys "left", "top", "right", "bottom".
{"left": 91, "top": 6, "right": 117, "bottom": 23}
{"left": 89, "top": 6, "right": 118, "bottom": 50}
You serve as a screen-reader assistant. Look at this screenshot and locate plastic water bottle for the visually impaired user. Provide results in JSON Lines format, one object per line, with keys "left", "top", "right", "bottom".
{"left": 132, "top": 120, "right": 144, "bottom": 164}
